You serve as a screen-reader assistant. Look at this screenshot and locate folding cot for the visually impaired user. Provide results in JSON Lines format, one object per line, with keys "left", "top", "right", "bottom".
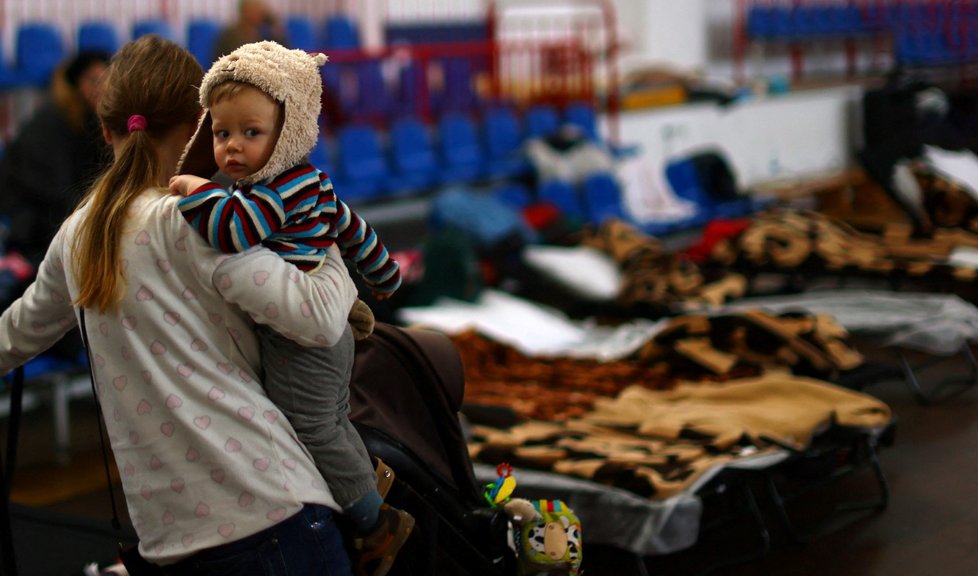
{"left": 722, "top": 289, "right": 978, "bottom": 404}
{"left": 397, "top": 289, "right": 896, "bottom": 572}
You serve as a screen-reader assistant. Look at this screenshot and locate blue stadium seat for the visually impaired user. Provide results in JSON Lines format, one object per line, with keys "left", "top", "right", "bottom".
{"left": 766, "top": 6, "right": 796, "bottom": 40}
{"left": 481, "top": 106, "right": 530, "bottom": 180}
{"left": 664, "top": 151, "right": 759, "bottom": 225}
{"left": 15, "top": 23, "right": 65, "bottom": 87}
{"left": 538, "top": 179, "right": 585, "bottom": 222}
{"left": 332, "top": 123, "right": 397, "bottom": 203}
{"left": 524, "top": 104, "right": 560, "bottom": 139}
{"left": 563, "top": 101, "right": 599, "bottom": 141}
{"left": 437, "top": 112, "right": 486, "bottom": 184}
{"left": 132, "top": 19, "right": 175, "bottom": 42}
{"left": 286, "top": 16, "right": 317, "bottom": 51}
{"left": 321, "top": 63, "right": 356, "bottom": 123}
{"left": 77, "top": 20, "right": 119, "bottom": 54}
{"left": 746, "top": 5, "right": 776, "bottom": 40}
{"left": 187, "top": 18, "right": 221, "bottom": 66}
{"left": 389, "top": 115, "right": 440, "bottom": 193}
{"left": 322, "top": 14, "right": 359, "bottom": 50}
{"left": 581, "top": 172, "right": 627, "bottom": 225}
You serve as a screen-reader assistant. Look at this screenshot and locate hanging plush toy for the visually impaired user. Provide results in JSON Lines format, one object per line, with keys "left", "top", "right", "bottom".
{"left": 507, "top": 498, "right": 583, "bottom": 576}
{"left": 487, "top": 463, "right": 584, "bottom": 576}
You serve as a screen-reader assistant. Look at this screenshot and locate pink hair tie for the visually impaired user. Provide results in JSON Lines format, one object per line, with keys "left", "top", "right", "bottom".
{"left": 127, "top": 114, "right": 148, "bottom": 133}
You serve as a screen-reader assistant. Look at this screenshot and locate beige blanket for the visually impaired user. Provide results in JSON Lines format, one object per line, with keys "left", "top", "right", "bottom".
{"left": 468, "top": 372, "right": 892, "bottom": 500}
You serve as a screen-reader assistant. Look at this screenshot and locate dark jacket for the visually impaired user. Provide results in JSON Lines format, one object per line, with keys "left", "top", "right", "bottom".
{"left": 0, "top": 100, "right": 108, "bottom": 265}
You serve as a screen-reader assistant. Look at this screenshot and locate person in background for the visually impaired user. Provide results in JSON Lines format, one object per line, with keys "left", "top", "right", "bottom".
{"left": 0, "top": 35, "right": 365, "bottom": 575}
{"left": 0, "top": 50, "right": 111, "bottom": 362}
{"left": 0, "top": 50, "right": 111, "bottom": 267}
{"left": 213, "top": 0, "right": 286, "bottom": 58}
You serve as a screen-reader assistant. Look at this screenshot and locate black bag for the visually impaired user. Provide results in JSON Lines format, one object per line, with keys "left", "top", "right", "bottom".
{"left": 861, "top": 78, "right": 929, "bottom": 150}
{"left": 688, "top": 150, "right": 739, "bottom": 201}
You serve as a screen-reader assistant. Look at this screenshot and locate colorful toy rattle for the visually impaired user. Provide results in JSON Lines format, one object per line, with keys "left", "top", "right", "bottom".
{"left": 483, "top": 462, "right": 516, "bottom": 507}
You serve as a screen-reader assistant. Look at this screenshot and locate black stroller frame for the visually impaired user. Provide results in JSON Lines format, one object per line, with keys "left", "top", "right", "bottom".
{"left": 349, "top": 323, "right": 516, "bottom": 576}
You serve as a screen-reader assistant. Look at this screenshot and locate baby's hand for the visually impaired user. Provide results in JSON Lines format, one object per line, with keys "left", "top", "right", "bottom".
{"left": 168, "top": 175, "right": 209, "bottom": 196}
{"left": 372, "top": 290, "right": 394, "bottom": 301}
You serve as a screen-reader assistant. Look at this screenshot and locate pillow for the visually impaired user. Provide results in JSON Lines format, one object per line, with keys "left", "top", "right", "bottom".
{"left": 522, "top": 245, "right": 622, "bottom": 301}
{"left": 922, "top": 145, "right": 978, "bottom": 203}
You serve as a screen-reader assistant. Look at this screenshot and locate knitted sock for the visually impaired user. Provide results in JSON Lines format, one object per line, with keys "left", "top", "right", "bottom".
{"left": 346, "top": 489, "right": 384, "bottom": 534}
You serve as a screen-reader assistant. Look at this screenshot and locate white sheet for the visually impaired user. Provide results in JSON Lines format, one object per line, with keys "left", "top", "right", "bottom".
{"left": 397, "top": 289, "right": 665, "bottom": 362}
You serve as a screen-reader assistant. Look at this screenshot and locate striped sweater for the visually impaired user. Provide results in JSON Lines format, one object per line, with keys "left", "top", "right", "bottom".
{"left": 178, "top": 162, "right": 400, "bottom": 294}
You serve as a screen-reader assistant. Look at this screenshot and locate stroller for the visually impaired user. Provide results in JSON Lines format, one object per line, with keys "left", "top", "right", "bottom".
{"left": 349, "top": 322, "right": 516, "bottom": 576}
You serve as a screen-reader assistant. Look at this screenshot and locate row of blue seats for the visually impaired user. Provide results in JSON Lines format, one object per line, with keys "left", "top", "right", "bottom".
{"left": 318, "top": 103, "right": 601, "bottom": 204}
{"left": 4, "top": 15, "right": 490, "bottom": 127}
{"left": 491, "top": 159, "right": 765, "bottom": 238}
{"left": 747, "top": 2, "right": 978, "bottom": 41}
{"left": 895, "top": 27, "right": 978, "bottom": 66}
{"left": 529, "top": 154, "right": 765, "bottom": 237}
{"left": 0, "top": 14, "right": 361, "bottom": 90}
{"left": 323, "top": 55, "right": 487, "bottom": 127}
{"left": 324, "top": 108, "right": 762, "bottom": 238}
{"left": 748, "top": 5, "right": 881, "bottom": 39}
{"left": 747, "top": 2, "right": 978, "bottom": 67}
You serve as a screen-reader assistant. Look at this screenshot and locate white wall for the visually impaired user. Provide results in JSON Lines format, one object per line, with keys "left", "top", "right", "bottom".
{"left": 616, "top": 86, "right": 862, "bottom": 222}
{"left": 614, "top": 0, "right": 708, "bottom": 72}
{"left": 604, "top": 0, "right": 865, "bottom": 220}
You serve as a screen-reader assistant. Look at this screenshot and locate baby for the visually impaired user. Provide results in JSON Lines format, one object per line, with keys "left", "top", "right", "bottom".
{"left": 170, "top": 41, "right": 410, "bottom": 576}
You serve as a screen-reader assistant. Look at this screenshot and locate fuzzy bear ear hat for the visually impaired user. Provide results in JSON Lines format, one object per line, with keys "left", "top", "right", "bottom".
{"left": 177, "top": 40, "right": 327, "bottom": 184}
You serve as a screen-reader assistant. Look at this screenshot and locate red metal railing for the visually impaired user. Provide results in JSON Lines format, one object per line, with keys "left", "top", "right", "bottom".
{"left": 0, "top": 0, "right": 620, "bottom": 144}
{"left": 487, "top": 0, "right": 619, "bottom": 143}
{"left": 320, "top": 36, "right": 594, "bottom": 126}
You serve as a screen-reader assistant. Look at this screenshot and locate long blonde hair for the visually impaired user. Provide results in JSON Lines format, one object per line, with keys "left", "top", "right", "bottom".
{"left": 72, "top": 35, "right": 203, "bottom": 313}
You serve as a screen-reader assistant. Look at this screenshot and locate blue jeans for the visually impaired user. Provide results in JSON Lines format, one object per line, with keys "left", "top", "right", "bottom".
{"left": 162, "top": 504, "right": 353, "bottom": 576}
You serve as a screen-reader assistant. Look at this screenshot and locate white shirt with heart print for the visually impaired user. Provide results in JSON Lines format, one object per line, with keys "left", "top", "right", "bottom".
{"left": 0, "top": 188, "right": 359, "bottom": 564}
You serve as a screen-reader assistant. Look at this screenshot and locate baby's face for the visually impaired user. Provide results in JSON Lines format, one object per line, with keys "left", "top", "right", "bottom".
{"left": 210, "top": 85, "right": 281, "bottom": 181}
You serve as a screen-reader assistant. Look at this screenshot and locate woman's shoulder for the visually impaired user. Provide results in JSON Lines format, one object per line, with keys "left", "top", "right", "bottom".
{"left": 128, "top": 189, "right": 180, "bottom": 225}
{"left": 127, "top": 190, "right": 239, "bottom": 281}
{"left": 130, "top": 189, "right": 212, "bottom": 249}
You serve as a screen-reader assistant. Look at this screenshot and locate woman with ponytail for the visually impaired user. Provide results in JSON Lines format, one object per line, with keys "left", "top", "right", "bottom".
{"left": 0, "top": 35, "right": 360, "bottom": 575}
